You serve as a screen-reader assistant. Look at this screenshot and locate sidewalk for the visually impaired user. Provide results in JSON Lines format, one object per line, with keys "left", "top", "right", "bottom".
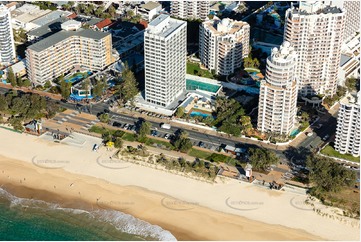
{"left": 113, "top": 107, "right": 284, "bottom": 151}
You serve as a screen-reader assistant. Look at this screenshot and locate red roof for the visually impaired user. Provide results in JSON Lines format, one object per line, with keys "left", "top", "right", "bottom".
{"left": 139, "top": 20, "right": 148, "bottom": 29}
{"left": 67, "top": 13, "right": 77, "bottom": 19}
{"left": 95, "top": 18, "right": 112, "bottom": 30}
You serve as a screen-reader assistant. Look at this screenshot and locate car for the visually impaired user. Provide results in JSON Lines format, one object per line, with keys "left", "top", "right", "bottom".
{"left": 322, "top": 134, "right": 329, "bottom": 141}
{"left": 123, "top": 123, "right": 130, "bottom": 130}
{"left": 130, "top": 126, "right": 136, "bottom": 132}
{"left": 112, "top": 122, "right": 122, "bottom": 127}
{"left": 198, "top": 141, "right": 205, "bottom": 148}
{"left": 151, "top": 130, "right": 158, "bottom": 136}
{"left": 306, "top": 132, "right": 313, "bottom": 137}
{"left": 164, "top": 134, "right": 171, "bottom": 139}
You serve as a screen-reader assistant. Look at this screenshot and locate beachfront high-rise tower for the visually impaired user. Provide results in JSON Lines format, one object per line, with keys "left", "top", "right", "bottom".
{"left": 0, "top": 4, "right": 16, "bottom": 65}
{"left": 170, "top": 1, "right": 210, "bottom": 20}
{"left": 257, "top": 42, "right": 298, "bottom": 135}
{"left": 284, "top": 1, "right": 345, "bottom": 96}
{"left": 334, "top": 92, "right": 360, "bottom": 157}
{"left": 323, "top": 0, "right": 360, "bottom": 42}
{"left": 199, "top": 17, "right": 250, "bottom": 75}
{"left": 144, "top": 14, "right": 187, "bottom": 107}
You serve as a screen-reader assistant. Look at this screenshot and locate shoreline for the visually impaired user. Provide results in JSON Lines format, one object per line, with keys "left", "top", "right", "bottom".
{"left": 0, "top": 157, "right": 321, "bottom": 241}
{"left": 0, "top": 129, "right": 359, "bottom": 241}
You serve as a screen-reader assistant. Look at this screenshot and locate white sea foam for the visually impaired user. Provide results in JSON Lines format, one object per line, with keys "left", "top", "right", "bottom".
{"left": 0, "top": 188, "right": 177, "bottom": 241}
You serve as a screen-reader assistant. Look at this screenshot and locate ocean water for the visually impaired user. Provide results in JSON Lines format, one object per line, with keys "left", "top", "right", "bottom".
{"left": 0, "top": 188, "right": 176, "bottom": 241}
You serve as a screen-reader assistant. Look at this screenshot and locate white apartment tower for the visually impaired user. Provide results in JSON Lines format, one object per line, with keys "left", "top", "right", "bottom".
{"left": 0, "top": 4, "right": 16, "bottom": 64}
{"left": 144, "top": 14, "right": 187, "bottom": 107}
{"left": 324, "top": 1, "right": 360, "bottom": 42}
{"left": 257, "top": 42, "right": 298, "bottom": 135}
{"left": 199, "top": 17, "right": 250, "bottom": 75}
{"left": 334, "top": 92, "right": 360, "bottom": 157}
{"left": 284, "top": 1, "right": 345, "bottom": 96}
{"left": 170, "top": 1, "right": 210, "bottom": 20}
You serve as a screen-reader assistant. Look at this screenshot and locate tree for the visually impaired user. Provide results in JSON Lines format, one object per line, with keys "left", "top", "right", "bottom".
{"left": 345, "top": 77, "right": 358, "bottom": 92}
{"left": 68, "top": 1, "right": 75, "bottom": 7}
{"left": 114, "top": 137, "right": 123, "bottom": 148}
{"left": 248, "top": 148, "right": 279, "bottom": 171}
{"left": 300, "top": 111, "right": 309, "bottom": 122}
{"left": 62, "top": 3, "right": 71, "bottom": 10}
{"left": 95, "top": 6, "right": 104, "bottom": 17}
{"left": 172, "top": 130, "right": 193, "bottom": 153}
{"left": 22, "top": 79, "right": 31, "bottom": 87}
{"left": 82, "top": 78, "right": 91, "bottom": 98}
{"left": 99, "top": 113, "right": 110, "bottom": 123}
{"left": 307, "top": 155, "right": 356, "bottom": 192}
{"left": 8, "top": 117, "right": 24, "bottom": 131}
{"left": 137, "top": 120, "right": 151, "bottom": 142}
{"left": 119, "top": 65, "right": 139, "bottom": 103}
{"left": 44, "top": 81, "right": 52, "bottom": 89}
{"left": 7, "top": 67, "right": 17, "bottom": 87}
{"left": 175, "top": 107, "right": 185, "bottom": 118}
{"left": 108, "top": 5, "right": 116, "bottom": 17}
{"left": 240, "top": 116, "right": 252, "bottom": 133}
{"left": 16, "top": 76, "right": 23, "bottom": 87}
{"left": 60, "top": 79, "right": 72, "bottom": 99}
{"left": 0, "top": 95, "right": 8, "bottom": 112}
{"left": 127, "top": 10, "right": 135, "bottom": 18}
{"left": 92, "top": 81, "right": 104, "bottom": 98}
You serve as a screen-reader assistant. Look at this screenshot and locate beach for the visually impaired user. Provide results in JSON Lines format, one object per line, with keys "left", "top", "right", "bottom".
{"left": 0, "top": 129, "right": 359, "bottom": 241}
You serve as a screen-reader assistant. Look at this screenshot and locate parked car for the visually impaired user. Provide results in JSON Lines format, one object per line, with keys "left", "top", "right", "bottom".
{"left": 306, "top": 132, "right": 313, "bottom": 137}
{"left": 164, "top": 133, "right": 171, "bottom": 139}
{"left": 112, "top": 122, "right": 122, "bottom": 127}
{"left": 151, "top": 130, "right": 158, "bottom": 136}
{"left": 123, "top": 123, "right": 130, "bottom": 130}
{"left": 198, "top": 141, "right": 206, "bottom": 148}
{"left": 322, "top": 134, "right": 329, "bottom": 141}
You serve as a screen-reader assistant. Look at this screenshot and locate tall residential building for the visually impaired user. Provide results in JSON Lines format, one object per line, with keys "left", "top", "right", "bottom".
{"left": 257, "top": 42, "right": 298, "bottom": 135}
{"left": 26, "top": 21, "right": 112, "bottom": 85}
{"left": 284, "top": 1, "right": 345, "bottom": 96}
{"left": 199, "top": 17, "right": 250, "bottom": 75}
{"left": 144, "top": 14, "right": 187, "bottom": 107}
{"left": 170, "top": 1, "right": 210, "bottom": 20}
{"left": 335, "top": 92, "right": 360, "bottom": 157}
{"left": 0, "top": 4, "right": 16, "bottom": 64}
{"left": 324, "top": 1, "right": 360, "bottom": 42}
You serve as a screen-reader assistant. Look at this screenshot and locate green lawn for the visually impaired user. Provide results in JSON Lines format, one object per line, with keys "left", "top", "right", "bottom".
{"left": 187, "top": 62, "right": 215, "bottom": 79}
{"left": 122, "top": 133, "right": 136, "bottom": 142}
{"left": 321, "top": 145, "right": 359, "bottom": 163}
{"left": 146, "top": 138, "right": 174, "bottom": 150}
{"left": 188, "top": 148, "right": 213, "bottom": 159}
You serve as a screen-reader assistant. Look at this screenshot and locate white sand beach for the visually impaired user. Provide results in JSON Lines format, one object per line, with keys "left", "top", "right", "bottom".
{"left": 0, "top": 129, "right": 359, "bottom": 241}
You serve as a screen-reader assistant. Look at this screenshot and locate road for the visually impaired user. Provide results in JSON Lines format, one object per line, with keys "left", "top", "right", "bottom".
{"left": 0, "top": 86, "right": 340, "bottom": 165}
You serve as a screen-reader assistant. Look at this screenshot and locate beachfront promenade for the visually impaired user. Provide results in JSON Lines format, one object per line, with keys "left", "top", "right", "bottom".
{"left": 0, "top": 127, "right": 359, "bottom": 241}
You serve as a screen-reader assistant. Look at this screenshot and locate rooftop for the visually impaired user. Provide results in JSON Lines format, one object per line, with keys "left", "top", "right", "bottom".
{"left": 147, "top": 14, "right": 186, "bottom": 38}
{"left": 28, "top": 16, "right": 70, "bottom": 38}
{"left": 340, "top": 92, "right": 360, "bottom": 106}
{"left": 291, "top": 3, "right": 343, "bottom": 15}
{"left": 340, "top": 54, "right": 353, "bottom": 67}
{"left": 203, "top": 17, "right": 249, "bottom": 36}
{"left": 140, "top": 1, "right": 161, "bottom": 11}
{"left": 31, "top": 10, "right": 71, "bottom": 26}
{"left": 28, "top": 29, "right": 110, "bottom": 52}
{"left": 95, "top": 18, "right": 112, "bottom": 29}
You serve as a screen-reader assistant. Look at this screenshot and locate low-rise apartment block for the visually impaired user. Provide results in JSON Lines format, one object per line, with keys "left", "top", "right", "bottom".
{"left": 26, "top": 21, "right": 112, "bottom": 85}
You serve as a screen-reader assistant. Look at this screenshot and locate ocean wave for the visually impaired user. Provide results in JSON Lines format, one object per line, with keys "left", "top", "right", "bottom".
{"left": 0, "top": 188, "right": 177, "bottom": 241}
{"left": 93, "top": 210, "right": 177, "bottom": 241}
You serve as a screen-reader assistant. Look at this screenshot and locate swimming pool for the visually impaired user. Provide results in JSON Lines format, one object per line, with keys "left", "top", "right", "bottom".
{"left": 190, "top": 111, "right": 211, "bottom": 118}
{"left": 290, "top": 129, "right": 300, "bottom": 137}
{"left": 186, "top": 79, "right": 221, "bottom": 93}
{"left": 65, "top": 72, "right": 92, "bottom": 83}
